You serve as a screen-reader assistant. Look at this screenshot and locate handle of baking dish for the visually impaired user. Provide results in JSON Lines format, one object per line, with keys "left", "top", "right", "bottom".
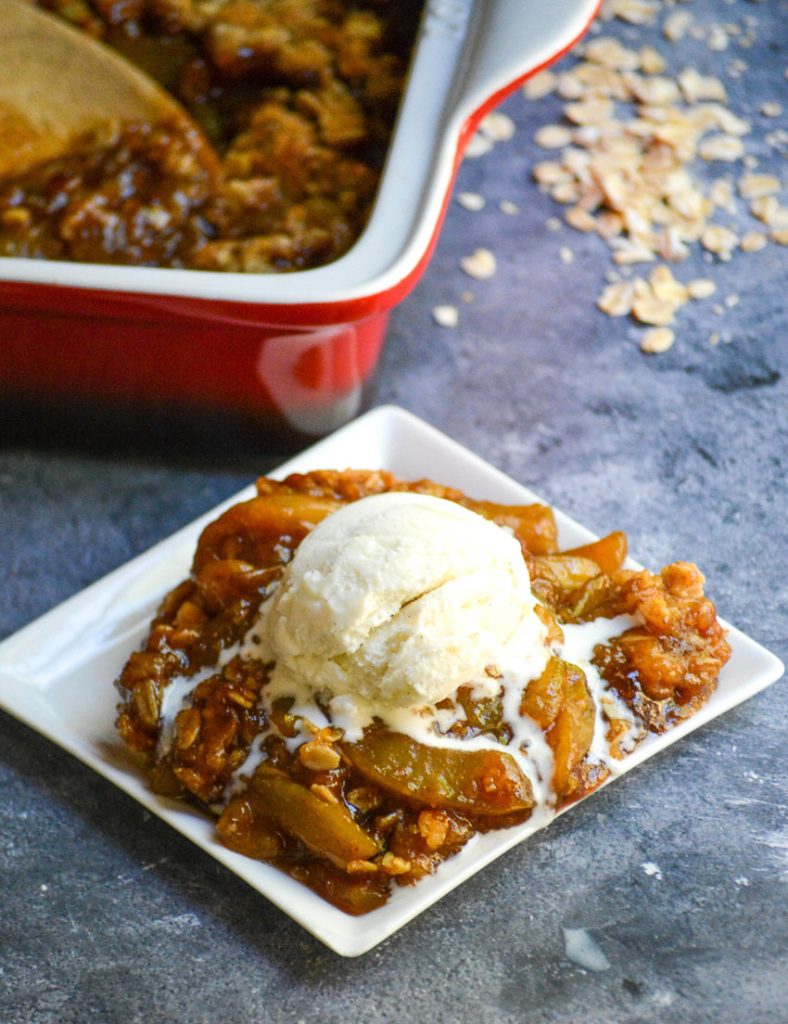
{"left": 442, "top": 0, "right": 601, "bottom": 136}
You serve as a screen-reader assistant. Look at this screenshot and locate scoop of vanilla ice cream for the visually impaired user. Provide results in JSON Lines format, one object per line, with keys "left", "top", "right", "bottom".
{"left": 255, "top": 491, "right": 542, "bottom": 708}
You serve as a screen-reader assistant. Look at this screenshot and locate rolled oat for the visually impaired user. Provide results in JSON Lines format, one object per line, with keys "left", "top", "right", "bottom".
{"left": 640, "top": 327, "right": 675, "bottom": 353}
{"left": 460, "top": 248, "right": 497, "bottom": 280}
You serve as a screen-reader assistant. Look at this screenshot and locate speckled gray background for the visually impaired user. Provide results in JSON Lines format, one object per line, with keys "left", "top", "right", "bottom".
{"left": 1, "top": 2, "right": 786, "bottom": 1022}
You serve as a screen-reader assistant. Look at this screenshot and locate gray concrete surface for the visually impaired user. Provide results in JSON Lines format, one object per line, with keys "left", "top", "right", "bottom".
{"left": 1, "top": 1, "right": 786, "bottom": 1021}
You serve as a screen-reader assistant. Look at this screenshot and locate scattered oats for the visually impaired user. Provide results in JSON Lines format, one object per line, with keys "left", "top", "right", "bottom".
{"left": 460, "top": 247, "right": 497, "bottom": 280}
{"left": 611, "top": 237, "right": 657, "bottom": 264}
{"left": 712, "top": 303, "right": 725, "bottom": 315}
{"left": 698, "top": 135, "right": 745, "bottom": 162}
{"left": 663, "top": 10, "right": 693, "bottom": 42}
{"left": 688, "top": 278, "right": 717, "bottom": 299}
{"left": 533, "top": 160, "right": 572, "bottom": 186}
{"left": 665, "top": 180, "right": 708, "bottom": 220}
{"left": 740, "top": 230, "right": 767, "bottom": 253}
{"left": 432, "top": 305, "right": 459, "bottom": 328}
{"left": 725, "top": 293, "right": 740, "bottom": 309}
{"left": 750, "top": 195, "right": 778, "bottom": 223}
{"left": 572, "top": 125, "right": 601, "bottom": 147}
{"left": 556, "top": 72, "right": 586, "bottom": 100}
{"left": 546, "top": 216, "right": 563, "bottom": 231}
{"left": 678, "top": 68, "right": 728, "bottom": 104}
{"left": 703, "top": 105, "right": 750, "bottom": 137}
{"left": 710, "top": 178, "right": 737, "bottom": 213}
{"left": 632, "top": 285, "right": 678, "bottom": 325}
{"left": 605, "top": 269, "right": 623, "bottom": 283}
{"left": 772, "top": 229, "right": 788, "bottom": 246}
{"left": 566, "top": 206, "right": 598, "bottom": 232}
{"left": 562, "top": 148, "right": 593, "bottom": 179}
{"left": 551, "top": 181, "right": 581, "bottom": 204}
{"left": 738, "top": 173, "right": 780, "bottom": 200}
{"left": 760, "top": 102, "right": 782, "bottom": 118}
{"left": 522, "top": 15, "right": 778, "bottom": 338}
{"left": 574, "top": 63, "right": 630, "bottom": 99}
{"left": 602, "top": 0, "right": 660, "bottom": 26}
{"left": 727, "top": 58, "right": 748, "bottom": 78}
{"left": 650, "top": 264, "right": 689, "bottom": 304}
{"left": 597, "top": 211, "right": 625, "bottom": 239}
{"left": 565, "top": 96, "right": 615, "bottom": 125}
{"left": 578, "top": 182, "right": 605, "bottom": 209}
{"left": 499, "top": 199, "right": 520, "bottom": 215}
{"left": 709, "top": 331, "right": 721, "bottom": 346}
{"left": 464, "top": 132, "right": 494, "bottom": 159}
{"left": 707, "top": 24, "right": 729, "bottom": 52}
{"left": 766, "top": 128, "right": 788, "bottom": 150}
{"left": 701, "top": 224, "right": 738, "bottom": 259}
{"left": 535, "top": 124, "right": 573, "bottom": 149}
{"left": 767, "top": 205, "right": 788, "bottom": 231}
{"left": 640, "top": 326, "right": 675, "bottom": 353}
{"left": 624, "top": 73, "right": 681, "bottom": 105}
{"left": 659, "top": 227, "right": 690, "bottom": 262}
{"left": 598, "top": 280, "right": 636, "bottom": 316}
{"left": 639, "top": 46, "right": 665, "bottom": 75}
{"left": 584, "top": 36, "right": 640, "bottom": 70}
{"left": 456, "top": 191, "right": 486, "bottom": 212}
{"left": 483, "top": 111, "right": 516, "bottom": 142}
{"left": 523, "top": 69, "right": 558, "bottom": 100}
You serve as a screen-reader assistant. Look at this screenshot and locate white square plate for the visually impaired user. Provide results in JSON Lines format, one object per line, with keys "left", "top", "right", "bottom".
{"left": 0, "top": 406, "right": 783, "bottom": 957}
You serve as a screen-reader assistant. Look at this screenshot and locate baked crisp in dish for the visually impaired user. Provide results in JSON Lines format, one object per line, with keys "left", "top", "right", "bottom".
{"left": 116, "top": 470, "right": 731, "bottom": 914}
{"left": 0, "top": 1, "right": 423, "bottom": 271}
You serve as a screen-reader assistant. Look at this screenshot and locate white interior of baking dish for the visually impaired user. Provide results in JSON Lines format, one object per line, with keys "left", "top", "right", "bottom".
{"left": 0, "top": 0, "right": 599, "bottom": 305}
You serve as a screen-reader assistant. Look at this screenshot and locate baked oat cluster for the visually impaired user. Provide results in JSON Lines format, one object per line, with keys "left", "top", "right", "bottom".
{"left": 115, "top": 470, "right": 731, "bottom": 914}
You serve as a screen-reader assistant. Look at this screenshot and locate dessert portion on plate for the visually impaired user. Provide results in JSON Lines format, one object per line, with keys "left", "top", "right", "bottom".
{"left": 115, "top": 470, "right": 731, "bottom": 914}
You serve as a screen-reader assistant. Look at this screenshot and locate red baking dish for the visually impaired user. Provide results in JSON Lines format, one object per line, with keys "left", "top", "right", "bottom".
{"left": 0, "top": 0, "right": 600, "bottom": 443}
